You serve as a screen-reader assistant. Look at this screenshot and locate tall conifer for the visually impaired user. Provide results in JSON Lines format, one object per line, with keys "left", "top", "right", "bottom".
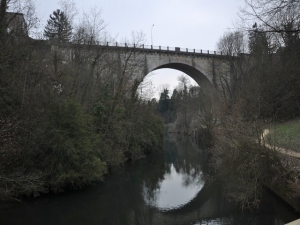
{"left": 44, "top": 9, "right": 72, "bottom": 42}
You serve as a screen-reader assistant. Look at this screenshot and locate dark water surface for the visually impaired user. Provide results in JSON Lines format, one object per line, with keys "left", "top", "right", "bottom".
{"left": 0, "top": 135, "right": 299, "bottom": 225}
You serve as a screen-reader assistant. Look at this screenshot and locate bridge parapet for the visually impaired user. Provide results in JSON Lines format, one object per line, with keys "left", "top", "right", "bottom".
{"left": 89, "top": 42, "right": 241, "bottom": 57}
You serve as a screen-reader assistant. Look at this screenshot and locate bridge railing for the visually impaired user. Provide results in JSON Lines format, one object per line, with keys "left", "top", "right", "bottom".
{"left": 94, "top": 41, "right": 238, "bottom": 56}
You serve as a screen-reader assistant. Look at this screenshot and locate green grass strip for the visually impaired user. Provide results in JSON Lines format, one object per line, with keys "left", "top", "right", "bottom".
{"left": 267, "top": 119, "right": 300, "bottom": 152}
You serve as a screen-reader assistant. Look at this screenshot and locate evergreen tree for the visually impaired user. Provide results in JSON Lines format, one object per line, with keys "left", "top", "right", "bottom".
{"left": 158, "top": 88, "right": 177, "bottom": 123}
{"left": 248, "top": 27, "right": 270, "bottom": 55}
{"left": 44, "top": 9, "right": 72, "bottom": 42}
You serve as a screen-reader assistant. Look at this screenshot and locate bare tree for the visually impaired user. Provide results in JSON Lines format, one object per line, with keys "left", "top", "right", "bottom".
{"left": 217, "top": 31, "right": 246, "bottom": 55}
{"left": 137, "top": 76, "right": 155, "bottom": 100}
{"left": 59, "top": 0, "right": 77, "bottom": 26}
{"left": 240, "top": 0, "right": 300, "bottom": 34}
{"left": 216, "top": 31, "right": 246, "bottom": 101}
{"left": 73, "top": 6, "right": 107, "bottom": 45}
{"left": 176, "top": 74, "right": 190, "bottom": 92}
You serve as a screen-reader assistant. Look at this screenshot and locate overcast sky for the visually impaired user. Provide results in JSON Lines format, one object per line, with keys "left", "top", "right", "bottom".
{"left": 34, "top": 0, "right": 245, "bottom": 99}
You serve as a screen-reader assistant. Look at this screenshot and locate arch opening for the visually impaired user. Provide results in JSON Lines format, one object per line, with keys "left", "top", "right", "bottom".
{"left": 138, "top": 68, "right": 197, "bottom": 100}
{"left": 137, "top": 62, "right": 215, "bottom": 100}
{"left": 153, "top": 63, "right": 213, "bottom": 88}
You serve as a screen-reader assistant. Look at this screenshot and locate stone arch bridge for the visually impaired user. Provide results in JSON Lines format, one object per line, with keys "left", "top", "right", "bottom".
{"left": 49, "top": 42, "right": 235, "bottom": 95}
{"left": 99, "top": 43, "right": 233, "bottom": 90}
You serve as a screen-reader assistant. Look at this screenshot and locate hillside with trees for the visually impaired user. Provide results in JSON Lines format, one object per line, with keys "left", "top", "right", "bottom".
{"left": 0, "top": 0, "right": 164, "bottom": 200}
{"left": 205, "top": 0, "right": 300, "bottom": 209}
{"left": 152, "top": 0, "right": 300, "bottom": 210}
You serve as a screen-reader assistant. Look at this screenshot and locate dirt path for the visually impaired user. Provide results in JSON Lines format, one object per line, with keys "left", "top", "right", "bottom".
{"left": 263, "top": 130, "right": 300, "bottom": 225}
{"left": 286, "top": 218, "right": 300, "bottom": 225}
{"left": 262, "top": 129, "right": 300, "bottom": 159}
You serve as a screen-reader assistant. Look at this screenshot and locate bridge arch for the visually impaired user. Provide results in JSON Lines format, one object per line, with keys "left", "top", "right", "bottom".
{"left": 145, "top": 53, "right": 217, "bottom": 90}
{"left": 150, "top": 62, "right": 213, "bottom": 88}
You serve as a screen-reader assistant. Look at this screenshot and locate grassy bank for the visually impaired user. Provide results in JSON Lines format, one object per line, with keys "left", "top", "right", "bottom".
{"left": 266, "top": 119, "right": 300, "bottom": 152}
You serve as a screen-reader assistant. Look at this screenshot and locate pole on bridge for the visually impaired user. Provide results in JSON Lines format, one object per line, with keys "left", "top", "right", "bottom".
{"left": 151, "top": 24, "right": 154, "bottom": 46}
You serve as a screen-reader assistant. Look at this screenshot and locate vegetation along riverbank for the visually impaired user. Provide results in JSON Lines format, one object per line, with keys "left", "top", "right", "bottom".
{"left": 158, "top": 0, "right": 300, "bottom": 212}
{"left": 0, "top": 0, "right": 164, "bottom": 201}
{"left": 1, "top": 0, "right": 300, "bottom": 214}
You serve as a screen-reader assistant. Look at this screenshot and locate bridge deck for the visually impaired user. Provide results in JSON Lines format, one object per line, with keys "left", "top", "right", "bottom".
{"left": 95, "top": 42, "right": 238, "bottom": 58}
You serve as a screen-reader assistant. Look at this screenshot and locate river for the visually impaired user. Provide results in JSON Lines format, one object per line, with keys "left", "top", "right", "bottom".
{"left": 0, "top": 134, "right": 299, "bottom": 225}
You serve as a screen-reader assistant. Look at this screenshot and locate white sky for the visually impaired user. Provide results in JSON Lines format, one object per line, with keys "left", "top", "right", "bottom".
{"left": 32, "top": 0, "right": 245, "bottom": 99}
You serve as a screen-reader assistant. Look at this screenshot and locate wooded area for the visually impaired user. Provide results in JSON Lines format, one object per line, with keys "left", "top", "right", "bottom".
{"left": 154, "top": 0, "right": 300, "bottom": 210}
{"left": 0, "top": 0, "right": 164, "bottom": 200}
{"left": 209, "top": 0, "right": 300, "bottom": 209}
{"left": 1, "top": 0, "right": 300, "bottom": 209}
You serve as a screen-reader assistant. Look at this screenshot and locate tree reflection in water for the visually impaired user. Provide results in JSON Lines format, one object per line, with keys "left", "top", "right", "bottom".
{"left": 0, "top": 135, "right": 298, "bottom": 225}
{"left": 143, "top": 135, "right": 205, "bottom": 211}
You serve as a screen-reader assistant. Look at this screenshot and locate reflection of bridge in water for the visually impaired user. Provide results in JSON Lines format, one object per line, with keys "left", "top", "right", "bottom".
{"left": 137, "top": 136, "right": 230, "bottom": 224}
{"left": 137, "top": 180, "right": 293, "bottom": 225}
{"left": 140, "top": 181, "right": 235, "bottom": 225}
{"left": 136, "top": 136, "right": 293, "bottom": 225}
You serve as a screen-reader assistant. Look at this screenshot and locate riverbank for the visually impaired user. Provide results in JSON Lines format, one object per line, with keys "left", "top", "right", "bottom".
{"left": 261, "top": 129, "right": 300, "bottom": 212}
{"left": 166, "top": 120, "right": 300, "bottom": 213}
{"left": 0, "top": 136, "right": 298, "bottom": 225}
{"left": 259, "top": 121, "right": 300, "bottom": 212}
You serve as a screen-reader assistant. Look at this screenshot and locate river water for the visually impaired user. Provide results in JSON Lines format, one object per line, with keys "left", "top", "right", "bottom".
{"left": 0, "top": 134, "right": 299, "bottom": 225}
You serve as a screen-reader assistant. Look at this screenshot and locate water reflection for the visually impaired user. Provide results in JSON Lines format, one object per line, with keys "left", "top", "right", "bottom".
{"left": 144, "top": 164, "right": 204, "bottom": 211}
{"left": 143, "top": 135, "right": 206, "bottom": 212}
{"left": 0, "top": 135, "right": 298, "bottom": 225}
